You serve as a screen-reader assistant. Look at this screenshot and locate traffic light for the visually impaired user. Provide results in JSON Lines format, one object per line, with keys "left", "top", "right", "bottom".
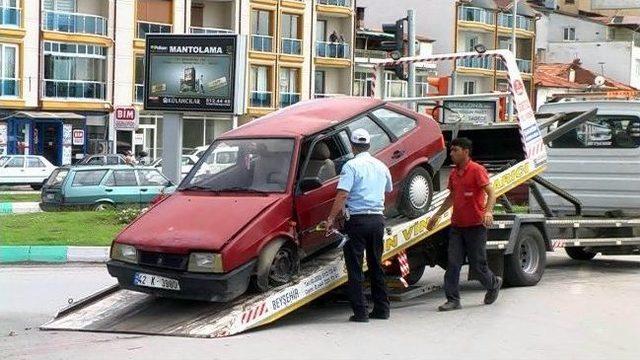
{"left": 381, "top": 19, "right": 406, "bottom": 80}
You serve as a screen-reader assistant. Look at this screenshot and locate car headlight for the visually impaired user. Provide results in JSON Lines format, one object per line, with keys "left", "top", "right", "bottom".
{"left": 111, "top": 243, "right": 138, "bottom": 264}
{"left": 188, "top": 252, "right": 223, "bottom": 273}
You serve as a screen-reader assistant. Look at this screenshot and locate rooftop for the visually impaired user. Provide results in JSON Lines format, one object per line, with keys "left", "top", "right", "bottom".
{"left": 535, "top": 61, "right": 636, "bottom": 91}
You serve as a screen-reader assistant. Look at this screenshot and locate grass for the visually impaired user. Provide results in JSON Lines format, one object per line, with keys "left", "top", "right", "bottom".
{"left": 1, "top": 211, "right": 126, "bottom": 246}
{"left": 0, "top": 193, "right": 41, "bottom": 203}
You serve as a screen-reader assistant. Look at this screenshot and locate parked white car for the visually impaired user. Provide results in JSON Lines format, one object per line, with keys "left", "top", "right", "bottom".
{"left": 0, "top": 155, "right": 57, "bottom": 190}
{"left": 153, "top": 155, "right": 200, "bottom": 178}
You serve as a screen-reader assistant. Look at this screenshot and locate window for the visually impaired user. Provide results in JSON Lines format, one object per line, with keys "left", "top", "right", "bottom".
{"left": 72, "top": 170, "right": 107, "bottom": 187}
{"left": 636, "top": 59, "right": 640, "bottom": 77}
{"left": 26, "top": 157, "right": 45, "bottom": 168}
{"left": 137, "top": 169, "right": 170, "bottom": 186}
{"left": 316, "top": 20, "right": 327, "bottom": 42}
{"left": 216, "top": 151, "right": 237, "bottom": 164}
{"left": 0, "top": 43, "right": 19, "bottom": 97}
{"left": 5, "top": 156, "right": 23, "bottom": 168}
{"left": 385, "top": 72, "right": 407, "bottom": 98}
{"left": 314, "top": 70, "right": 325, "bottom": 96}
{"left": 251, "top": 10, "right": 272, "bottom": 52}
{"left": 372, "top": 108, "right": 417, "bottom": 138}
{"left": 43, "top": 41, "right": 107, "bottom": 99}
{"left": 550, "top": 116, "right": 640, "bottom": 149}
{"left": 346, "top": 116, "right": 391, "bottom": 154}
{"left": 250, "top": 65, "right": 271, "bottom": 107}
{"left": 563, "top": 27, "right": 576, "bottom": 41}
{"left": 463, "top": 81, "right": 476, "bottom": 95}
{"left": 134, "top": 55, "right": 144, "bottom": 103}
{"left": 281, "top": 14, "right": 301, "bottom": 55}
{"left": 354, "top": 71, "right": 374, "bottom": 97}
{"left": 111, "top": 170, "right": 138, "bottom": 186}
{"left": 466, "top": 36, "right": 478, "bottom": 52}
{"left": 280, "top": 68, "right": 299, "bottom": 107}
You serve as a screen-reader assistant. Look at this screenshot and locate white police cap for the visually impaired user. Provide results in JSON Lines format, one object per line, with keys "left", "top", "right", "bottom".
{"left": 350, "top": 128, "right": 371, "bottom": 145}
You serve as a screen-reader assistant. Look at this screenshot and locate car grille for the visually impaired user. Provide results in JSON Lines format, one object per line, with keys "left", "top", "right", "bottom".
{"left": 138, "top": 251, "right": 188, "bottom": 271}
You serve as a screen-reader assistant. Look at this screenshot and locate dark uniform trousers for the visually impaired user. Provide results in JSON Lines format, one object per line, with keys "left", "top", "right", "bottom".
{"left": 343, "top": 214, "right": 390, "bottom": 317}
{"left": 444, "top": 225, "right": 499, "bottom": 303}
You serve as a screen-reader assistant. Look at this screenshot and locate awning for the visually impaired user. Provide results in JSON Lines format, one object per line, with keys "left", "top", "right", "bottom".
{"left": 9, "top": 111, "right": 86, "bottom": 120}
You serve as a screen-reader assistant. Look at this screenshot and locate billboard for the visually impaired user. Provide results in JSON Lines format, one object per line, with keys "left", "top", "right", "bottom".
{"left": 592, "top": 0, "right": 640, "bottom": 9}
{"left": 144, "top": 34, "right": 244, "bottom": 113}
{"left": 442, "top": 100, "right": 497, "bottom": 124}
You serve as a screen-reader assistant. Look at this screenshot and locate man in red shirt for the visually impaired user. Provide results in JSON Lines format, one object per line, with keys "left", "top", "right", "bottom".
{"left": 427, "top": 137, "right": 502, "bottom": 311}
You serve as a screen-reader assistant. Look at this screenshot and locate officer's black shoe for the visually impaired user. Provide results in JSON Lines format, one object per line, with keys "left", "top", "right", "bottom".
{"left": 438, "top": 301, "right": 461, "bottom": 312}
{"left": 484, "top": 276, "right": 503, "bottom": 305}
{"left": 368, "top": 310, "right": 390, "bottom": 320}
{"left": 349, "top": 315, "right": 369, "bottom": 323}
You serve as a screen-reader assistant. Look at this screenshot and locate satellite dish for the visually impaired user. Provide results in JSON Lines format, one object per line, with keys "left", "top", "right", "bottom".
{"left": 594, "top": 75, "right": 606, "bottom": 87}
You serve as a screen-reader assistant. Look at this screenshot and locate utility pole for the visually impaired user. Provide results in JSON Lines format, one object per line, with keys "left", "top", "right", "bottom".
{"left": 407, "top": 9, "right": 416, "bottom": 110}
{"left": 508, "top": 0, "right": 518, "bottom": 121}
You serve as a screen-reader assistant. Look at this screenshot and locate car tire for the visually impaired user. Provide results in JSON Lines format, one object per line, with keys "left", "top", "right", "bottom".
{"left": 565, "top": 246, "right": 597, "bottom": 260}
{"left": 252, "top": 240, "right": 300, "bottom": 292}
{"left": 403, "top": 264, "right": 426, "bottom": 286}
{"left": 504, "top": 225, "right": 546, "bottom": 287}
{"left": 398, "top": 167, "right": 433, "bottom": 219}
{"left": 93, "top": 202, "right": 115, "bottom": 211}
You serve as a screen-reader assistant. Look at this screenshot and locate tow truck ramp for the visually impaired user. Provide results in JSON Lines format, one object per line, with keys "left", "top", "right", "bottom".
{"left": 41, "top": 50, "right": 563, "bottom": 338}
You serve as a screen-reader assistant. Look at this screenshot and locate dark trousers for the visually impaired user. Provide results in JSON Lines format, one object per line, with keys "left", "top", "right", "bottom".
{"left": 343, "top": 214, "right": 390, "bottom": 317}
{"left": 444, "top": 225, "right": 498, "bottom": 303}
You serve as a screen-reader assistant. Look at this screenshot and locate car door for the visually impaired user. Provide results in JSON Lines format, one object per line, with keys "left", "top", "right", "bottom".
{"left": 67, "top": 169, "right": 109, "bottom": 206}
{"left": 136, "top": 169, "right": 172, "bottom": 204}
{"left": 104, "top": 169, "right": 141, "bottom": 206}
{"left": 25, "top": 156, "right": 50, "bottom": 183}
{"left": 1, "top": 156, "right": 25, "bottom": 184}
{"left": 294, "top": 134, "right": 346, "bottom": 255}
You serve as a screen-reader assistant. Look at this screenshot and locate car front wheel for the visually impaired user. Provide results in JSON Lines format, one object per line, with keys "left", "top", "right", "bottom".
{"left": 398, "top": 167, "right": 433, "bottom": 219}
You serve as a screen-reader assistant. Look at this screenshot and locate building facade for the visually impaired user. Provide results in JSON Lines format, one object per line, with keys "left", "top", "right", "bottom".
{"left": 0, "top": 0, "right": 356, "bottom": 165}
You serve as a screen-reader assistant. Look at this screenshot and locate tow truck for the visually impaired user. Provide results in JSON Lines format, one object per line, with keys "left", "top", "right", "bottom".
{"left": 41, "top": 50, "right": 640, "bottom": 338}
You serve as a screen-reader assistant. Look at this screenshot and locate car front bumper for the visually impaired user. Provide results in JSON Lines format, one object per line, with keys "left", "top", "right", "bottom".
{"left": 107, "top": 259, "right": 256, "bottom": 302}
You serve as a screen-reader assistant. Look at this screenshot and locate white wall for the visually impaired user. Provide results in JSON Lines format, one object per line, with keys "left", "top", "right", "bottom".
{"left": 200, "top": 1, "right": 233, "bottom": 29}
{"left": 77, "top": 0, "right": 109, "bottom": 18}
{"left": 457, "top": 30, "right": 494, "bottom": 52}
{"left": 544, "top": 12, "right": 608, "bottom": 44}
{"left": 321, "top": 68, "right": 351, "bottom": 95}
{"left": 547, "top": 41, "right": 632, "bottom": 85}
{"left": 112, "top": 0, "right": 135, "bottom": 107}
{"left": 22, "top": 0, "right": 40, "bottom": 107}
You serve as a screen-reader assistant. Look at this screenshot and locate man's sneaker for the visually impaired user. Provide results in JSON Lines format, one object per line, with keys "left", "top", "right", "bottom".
{"left": 369, "top": 310, "right": 390, "bottom": 320}
{"left": 484, "top": 276, "right": 503, "bottom": 305}
{"left": 438, "top": 301, "right": 461, "bottom": 312}
{"left": 349, "top": 315, "right": 369, "bottom": 323}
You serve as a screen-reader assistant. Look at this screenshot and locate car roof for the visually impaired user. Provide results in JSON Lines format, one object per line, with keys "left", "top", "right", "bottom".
{"left": 221, "top": 97, "right": 385, "bottom": 138}
{"left": 66, "top": 165, "right": 157, "bottom": 171}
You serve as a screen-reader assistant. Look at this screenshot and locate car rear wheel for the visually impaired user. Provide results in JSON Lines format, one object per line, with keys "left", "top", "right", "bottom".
{"left": 93, "top": 202, "right": 115, "bottom": 211}
{"left": 398, "top": 167, "right": 433, "bottom": 219}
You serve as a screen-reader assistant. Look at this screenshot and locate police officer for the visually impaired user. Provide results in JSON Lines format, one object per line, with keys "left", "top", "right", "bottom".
{"left": 324, "top": 128, "right": 393, "bottom": 323}
{"left": 427, "top": 137, "right": 502, "bottom": 311}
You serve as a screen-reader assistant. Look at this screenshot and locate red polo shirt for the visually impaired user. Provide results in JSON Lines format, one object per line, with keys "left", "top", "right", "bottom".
{"left": 448, "top": 160, "right": 490, "bottom": 227}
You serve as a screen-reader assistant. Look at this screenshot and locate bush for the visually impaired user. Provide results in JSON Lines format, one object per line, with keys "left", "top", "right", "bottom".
{"left": 116, "top": 207, "right": 146, "bottom": 224}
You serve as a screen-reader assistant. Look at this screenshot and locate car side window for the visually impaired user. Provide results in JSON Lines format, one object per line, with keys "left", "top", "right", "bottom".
{"left": 550, "top": 115, "right": 640, "bottom": 149}
{"left": 103, "top": 172, "right": 116, "bottom": 186}
{"left": 107, "top": 156, "right": 121, "bottom": 165}
{"left": 346, "top": 116, "right": 391, "bottom": 154}
{"left": 87, "top": 156, "right": 104, "bottom": 165}
{"left": 372, "top": 108, "right": 417, "bottom": 138}
{"left": 137, "top": 169, "right": 170, "bottom": 186}
{"left": 113, "top": 170, "right": 138, "bottom": 186}
{"left": 6, "top": 157, "right": 24, "bottom": 168}
{"left": 300, "top": 136, "right": 345, "bottom": 184}
{"left": 26, "top": 157, "right": 45, "bottom": 168}
{"left": 72, "top": 170, "right": 108, "bottom": 187}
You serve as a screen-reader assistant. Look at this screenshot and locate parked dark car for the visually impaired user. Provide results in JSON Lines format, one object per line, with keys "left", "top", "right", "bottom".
{"left": 77, "top": 154, "right": 127, "bottom": 166}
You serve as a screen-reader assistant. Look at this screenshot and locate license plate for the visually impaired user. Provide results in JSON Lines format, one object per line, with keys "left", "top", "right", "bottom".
{"left": 46, "top": 194, "right": 55, "bottom": 200}
{"left": 134, "top": 272, "right": 180, "bottom": 291}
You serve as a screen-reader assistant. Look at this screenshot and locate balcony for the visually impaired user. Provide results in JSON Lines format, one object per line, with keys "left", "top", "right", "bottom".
{"left": 458, "top": 6, "right": 494, "bottom": 25}
{"left": 134, "top": 84, "right": 144, "bottom": 104}
{"left": 456, "top": 57, "right": 493, "bottom": 70}
{"left": 250, "top": 91, "right": 272, "bottom": 107}
{"left": 354, "top": 49, "right": 387, "bottom": 59}
{"left": 251, "top": 34, "right": 273, "bottom": 52}
{"left": 189, "top": 26, "right": 233, "bottom": 34}
{"left": 317, "top": 0, "right": 351, "bottom": 7}
{"left": 497, "top": 58, "right": 532, "bottom": 74}
{"left": 42, "top": 11, "right": 107, "bottom": 37}
{"left": 281, "top": 38, "right": 302, "bottom": 55}
{"left": 136, "top": 21, "right": 172, "bottom": 39}
{"left": 316, "top": 41, "right": 349, "bottom": 58}
{"left": 44, "top": 80, "right": 106, "bottom": 100}
{"left": 280, "top": 92, "right": 300, "bottom": 107}
{"left": 0, "top": 78, "right": 19, "bottom": 97}
{"left": 314, "top": 93, "right": 347, "bottom": 98}
{"left": 497, "top": 13, "right": 533, "bottom": 32}
{"left": 0, "top": 6, "right": 20, "bottom": 27}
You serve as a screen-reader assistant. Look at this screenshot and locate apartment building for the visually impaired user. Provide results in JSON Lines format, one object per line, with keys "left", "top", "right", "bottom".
{"left": 357, "top": 0, "right": 537, "bottom": 100}
{"left": 0, "top": 0, "right": 355, "bottom": 165}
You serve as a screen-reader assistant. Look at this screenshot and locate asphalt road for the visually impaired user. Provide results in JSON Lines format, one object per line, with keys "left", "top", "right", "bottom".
{"left": 1, "top": 252, "right": 639, "bottom": 360}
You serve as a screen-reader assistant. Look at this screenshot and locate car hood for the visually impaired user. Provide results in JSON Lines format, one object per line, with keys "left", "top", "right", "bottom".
{"left": 116, "top": 191, "right": 284, "bottom": 253}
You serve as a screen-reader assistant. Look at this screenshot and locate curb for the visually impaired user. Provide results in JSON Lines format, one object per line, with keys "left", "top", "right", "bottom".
{"left": 0, "top": 202, "right": 42, "bottom": 215}
{"left": 0, "top": 246, "right": 109, "bottom": 263}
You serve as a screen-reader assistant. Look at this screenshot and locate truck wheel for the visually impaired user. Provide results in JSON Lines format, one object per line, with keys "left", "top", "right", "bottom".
{"left": 565, "top": 247, "right": 597, "bottom": 260}
{"left": 504, "top": 225, "right": 546, "bottom": 286}
{"left": 398, "top": 167, "right": 433, "bottom": 219}
{"left": 403, "top": 264, "right": 426, "bottom": 286}
{"left": 252, "top": 240, "right": 299, "bottom": 292}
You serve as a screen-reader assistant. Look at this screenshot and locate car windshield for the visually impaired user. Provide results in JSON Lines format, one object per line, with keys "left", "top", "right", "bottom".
{"left": 46, "top": 169, "right": 69, "bottom": 188}
{"left": 182, "top": 138, "right": 295, "bottom": 193}
{"left": 0, "top": 156, "right": 9, "bottom": 167}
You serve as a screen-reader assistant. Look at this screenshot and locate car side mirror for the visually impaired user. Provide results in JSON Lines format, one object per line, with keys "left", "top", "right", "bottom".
{"left": 299, "top": 177, "right": 322, "bottom": 192}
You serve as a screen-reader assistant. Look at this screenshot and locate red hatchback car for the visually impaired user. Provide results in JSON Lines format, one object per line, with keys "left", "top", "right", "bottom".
{"left": 107, "top": 97, "right": 445, "bottom": 301}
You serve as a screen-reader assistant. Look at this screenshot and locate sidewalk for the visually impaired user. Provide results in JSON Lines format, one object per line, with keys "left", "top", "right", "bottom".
{"left": 0, "top": 202, "right": 42, "bottom": 215}
{"left": 0, "top": 246, "right": 109, "bottom": 263}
